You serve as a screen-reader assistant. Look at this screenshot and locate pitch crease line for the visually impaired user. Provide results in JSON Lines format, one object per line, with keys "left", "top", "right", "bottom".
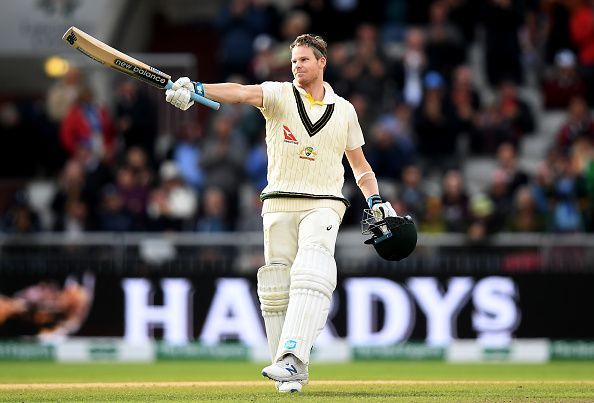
{"left": 1, "top": 380, "right": 594, "bottom": 390}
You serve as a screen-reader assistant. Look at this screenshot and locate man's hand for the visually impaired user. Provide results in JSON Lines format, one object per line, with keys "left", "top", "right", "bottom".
{"left": 165, "top": 77, "right": 195, "bottom": 111}
{"left": 367, "top": 194, "right": 397, "bottom": 219}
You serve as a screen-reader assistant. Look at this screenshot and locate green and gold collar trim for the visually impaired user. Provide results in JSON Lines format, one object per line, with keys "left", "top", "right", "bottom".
{"left": 292, "top": 85, "right": 335, "bottom": 137}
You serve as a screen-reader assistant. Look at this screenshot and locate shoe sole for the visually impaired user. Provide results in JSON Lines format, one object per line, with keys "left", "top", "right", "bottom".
{"left": 279, "top": 387, "right": 300, "bottom": 393}
{"left": 275, "top": 381, "right": 302, "bottom": 393}
{"left": 262, "top": 371, "right": 308, "bottom": 383}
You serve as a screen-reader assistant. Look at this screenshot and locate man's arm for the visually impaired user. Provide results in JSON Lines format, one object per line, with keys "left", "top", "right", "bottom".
{"left": 345, "top": 147, "right": 379, "bottom": 199}
{"left": 166, "top": 78, "right": 263, "bottom": 110}
{"left": 203, "top": 83, "right": 263, "bottom": 108}
{"left": 346, "top": 147, "right": 397, "bottom": 218}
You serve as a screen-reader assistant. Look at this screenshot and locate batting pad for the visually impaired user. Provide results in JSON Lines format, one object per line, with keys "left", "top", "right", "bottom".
{"left": 257, "top": 264, "right": 290, "bottom": 361}
{"left": 276, "top": 244, "right": 337, "bottom": 365}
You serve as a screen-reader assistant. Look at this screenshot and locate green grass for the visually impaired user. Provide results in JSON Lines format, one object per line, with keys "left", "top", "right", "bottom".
{"left": 0, "top": 361, "right": 593, "bottom": 401}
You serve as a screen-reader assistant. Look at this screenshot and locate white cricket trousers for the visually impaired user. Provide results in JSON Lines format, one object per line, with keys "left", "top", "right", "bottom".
{"left": 263, "top": 207, "right": 341, "bottom": 266}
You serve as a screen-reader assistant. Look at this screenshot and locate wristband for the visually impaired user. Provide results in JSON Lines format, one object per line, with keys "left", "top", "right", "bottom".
{"left": 367, "top": 194, "right": 382, "bottom": 209}
{"left": 194, "top": 81, "right": 205, "bottom": 97}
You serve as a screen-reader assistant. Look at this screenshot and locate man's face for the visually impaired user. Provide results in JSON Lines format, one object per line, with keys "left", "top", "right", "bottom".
{"left": 291, "top": 45, "right": 325, "bottom": 86}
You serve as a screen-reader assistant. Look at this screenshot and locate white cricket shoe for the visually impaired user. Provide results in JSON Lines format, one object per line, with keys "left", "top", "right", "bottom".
{"left": 275, "top": 381, "right": 303, "bottom": 393}
{"left": 262, "top": 354, "right": 308, "bottom": 383}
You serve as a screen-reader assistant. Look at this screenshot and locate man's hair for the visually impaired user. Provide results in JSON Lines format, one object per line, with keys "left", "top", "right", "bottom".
{"left": 290, "top": 34, "right": 327, "bottom": 59}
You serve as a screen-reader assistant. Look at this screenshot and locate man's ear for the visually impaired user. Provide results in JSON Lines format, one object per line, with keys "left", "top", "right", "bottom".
{"left": 319, "top": 56, "right": 327, "bottom": 70}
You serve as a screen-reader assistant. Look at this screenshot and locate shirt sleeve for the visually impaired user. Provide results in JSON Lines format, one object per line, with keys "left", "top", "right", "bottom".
{"left": 258, "top": 81, "right": 285, "bottom": 120}
{"left": 346, "top": 102, "right": 365, "bottom": 150}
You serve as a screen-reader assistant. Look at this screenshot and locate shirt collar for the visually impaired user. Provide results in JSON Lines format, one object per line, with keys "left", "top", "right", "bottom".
{"left": 292, "top": 80, "right": 336, "bottom": 105}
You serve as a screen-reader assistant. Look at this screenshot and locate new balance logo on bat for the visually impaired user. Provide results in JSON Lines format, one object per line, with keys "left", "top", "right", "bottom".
{"left": 283, "top": 125, "right": 298, "bottom": 144}
{"left": 66, "top": 32, "right": 77, "bottom": 45}
{"left": 114, "top": 59, "right": 167, "bottom": 86}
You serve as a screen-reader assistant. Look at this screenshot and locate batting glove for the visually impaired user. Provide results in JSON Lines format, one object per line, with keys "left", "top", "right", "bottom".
{"left": 165, "top": 77, "right": 195, "bottom": 111}
{"left": 367, "top": 194, "right": 397, "bottom": 219}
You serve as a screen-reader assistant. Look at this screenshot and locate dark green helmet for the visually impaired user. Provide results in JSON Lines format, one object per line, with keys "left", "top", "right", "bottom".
{"left": 362, "top": 210, "right": 417, "bottom": 261}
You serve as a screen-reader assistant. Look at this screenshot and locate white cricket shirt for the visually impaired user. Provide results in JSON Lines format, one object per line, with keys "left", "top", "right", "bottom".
{"left": 258, "top": 80, "right": 365, "bottom": 219}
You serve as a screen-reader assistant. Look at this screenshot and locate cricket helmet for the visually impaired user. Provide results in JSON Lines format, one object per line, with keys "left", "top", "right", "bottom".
{"left": 361, "top": 210, "right": 417, "bottom": 261}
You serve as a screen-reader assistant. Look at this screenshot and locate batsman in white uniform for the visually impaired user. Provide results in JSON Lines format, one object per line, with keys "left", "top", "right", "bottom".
{"left": 166, "top": 34, "right": 397, "bottom": 393}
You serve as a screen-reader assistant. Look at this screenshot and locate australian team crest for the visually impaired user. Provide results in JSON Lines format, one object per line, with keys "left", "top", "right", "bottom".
{"left": 299, "top": 146, "right": 317, "bottom": 161}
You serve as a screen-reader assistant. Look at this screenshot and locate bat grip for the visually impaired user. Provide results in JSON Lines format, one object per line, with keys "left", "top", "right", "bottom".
{"left": 165, "top": 80, "right": 220, "bottom": 110}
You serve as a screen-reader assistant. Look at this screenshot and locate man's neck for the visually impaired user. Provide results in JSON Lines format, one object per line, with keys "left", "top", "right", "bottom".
{"left": 299, "top": 80, "right": 325, "bottom": 102}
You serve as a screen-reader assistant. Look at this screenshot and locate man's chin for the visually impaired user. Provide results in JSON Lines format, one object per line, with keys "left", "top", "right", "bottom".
{"left": 295, "top": 76, "right": 309, "bottom": 86}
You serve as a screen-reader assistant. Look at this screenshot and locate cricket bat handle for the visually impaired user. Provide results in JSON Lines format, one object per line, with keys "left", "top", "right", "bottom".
{"left": 165, "top": 80, "right": 221, "bottom": 110}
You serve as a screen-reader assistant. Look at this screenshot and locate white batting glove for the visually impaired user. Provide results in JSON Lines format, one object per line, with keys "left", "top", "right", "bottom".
{"left": 367, "top": 195, "right": 397, "bottom": 219}
{"left": 165, "top": 77, "right": 195, "bottom": 111}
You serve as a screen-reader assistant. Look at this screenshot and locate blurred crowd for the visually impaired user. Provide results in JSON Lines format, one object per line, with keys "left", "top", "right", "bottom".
{"left": 3, "top": 0, "right": 594, "bottom": 241}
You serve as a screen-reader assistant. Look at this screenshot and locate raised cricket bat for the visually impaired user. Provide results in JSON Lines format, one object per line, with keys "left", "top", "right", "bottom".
{"left": 62, "top": 26, "right": 220, "bottom": 110}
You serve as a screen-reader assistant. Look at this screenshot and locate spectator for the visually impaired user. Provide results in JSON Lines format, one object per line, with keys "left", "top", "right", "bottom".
{"left": 579, "top": 138, "right": 594, "bottom": 230}
{"left": 570, "top": 0, "right": 594, "bottom": 106}
{"left": 470, "top": 103, "right": 516, "bottom": 154}
{"left": 245, "top": 133, "right": 268, "bottom": 192}
{"left": 347, "top": 93, "right": 374, "bottom": 136}
{"left": 467, "top": 192, "right": 496, "bottom": 242}
{"left": 251, "top": 34, "right": 296, "bottom": 82}
{"left": 424, "top": 1, "right": 466, "bottom": 82}
{"left": 60, "top": 84, "right": 116, "bottom": 163}
{"left": 46, "top": 67, "right": 82, "bottom": 124}
{"left": 51, "top": 158, "right": 90, "bottom": 232}
{"left": 114, "top": 81, "right": 158, "bottom": 164}
{"left": 71, "top": 141, "right": 114, "bottom": 228}
{"left": 266, "top": 10, "right": 311, "bottom": 80}
{"left": 441, "top": 169, "right": 469, "bottom": 232}
{"left": 217, "top": 75, "right": 266, "bottom": 147}
{"left": 419, "top": 195, "right": 446, "bottom": 233}
{"left": 495, "top": 142, "right": 530, "bottom": 194}
{"left": 196, "top": 187, "right": 230, "bottom": 232}
{"left": 449, "top": 64, "right": 481, "bottom": 141}
{"left": 414, "top": 71, "right": 460, "bottom": 172}
{"left": 341, "top": 24, "right": 389, "bottom": 105}
{"left": 251, "top": 34, "right": 280, "bottom": 82}
{"left": 367, "top": 104, "right": 416, "bottom": 181}
{"left": 480, "top": 0, "right": 526, "bottom": 87}
{"left": 325, "top": 40, "right": 351, "bottom": 96}
{"left": 147, "top": 161, "right": 198, "bottom": 232}
{"left": 95, "top": 184, "right": 133, "bottom": 232}
{"left": 486, "top": 169, "right": 514, "bottom": 233}
{"left": 532, "top": 159, "right": 556, "bottom": 216}
{"left": 399, "top": 164, "right": 427, "bottom": 222}
{"left": 556, "top": 95, "right": 594, "bottom": 153}
{"left": 549, "top": 152, "right": 586, "bottom": 232}
{"left": 0, "top": 190, "right": 41, "bottom": 234}
{"left": 44, "top": 67, "right": 83, "bottom": 174}
{"left": 236, "top": 189, "right": 264, "bottom": 232}
{"left": 505, "top": 185, "right": 548, "bottom": 232}
{"left": 172, "top": 121, "right": 205, "bottom": 191}
{"left": 114, "top": 162, "right": 151, "bottom": 231}
{"left": 496, "top": 80, "right": 536, "bottom": 136}
{"left": 472, "top": 80, "right": 535, "bottom": 153}
{"left": 215, "top": 0, "right": 272, "bottom": 78}
{"left": 200, "top": 115, "right": 247, "bottom": 226}
{"left": 541, "top": 0, "right": 577, "bottom": 65}
{"left": 125, "top": 146, "right": 154, "bottom": 189}
{"left": 393, "top": 27, "right": 427, "bottom": 108}
{"left": 542, "top": 49, "right": 587, "bottom": 110}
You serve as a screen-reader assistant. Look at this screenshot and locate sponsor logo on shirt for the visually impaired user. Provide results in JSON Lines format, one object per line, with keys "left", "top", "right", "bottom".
{"left": 299, "top": 146, "right": 317, "bottom": 161}
{"left": 283, "top": 125, "right": 298, "bottom": 144}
